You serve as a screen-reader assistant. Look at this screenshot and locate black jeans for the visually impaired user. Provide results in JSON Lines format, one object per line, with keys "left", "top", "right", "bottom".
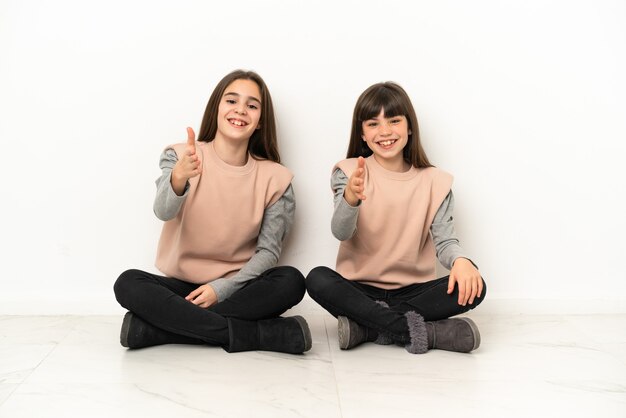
{"left": 306, "top": 266, "right": 487, "bottom": 342}
{"left": 114, "top": 266, "right": 305, "bottom": 347}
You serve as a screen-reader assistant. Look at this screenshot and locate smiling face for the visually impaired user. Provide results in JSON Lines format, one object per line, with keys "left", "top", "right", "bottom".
{"left": 215, "top": 78, "right": 262, "bottom": 145}
{"left": 361, "top": 108, "right": 411, "bottom": 171}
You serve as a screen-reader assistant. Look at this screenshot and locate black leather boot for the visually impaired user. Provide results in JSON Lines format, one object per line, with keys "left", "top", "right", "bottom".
{"left": 226, "top": 316, "right": 312, "bottom": 354}
{"left": 120, "top": 312, "right": 204, "bottom": 349}
{"left": 425, "top": 317, "right": 481, "bottom": 353}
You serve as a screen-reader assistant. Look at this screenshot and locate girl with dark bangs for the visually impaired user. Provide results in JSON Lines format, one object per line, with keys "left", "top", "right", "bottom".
{"left": 114, "top": 70, "right": 311, "bottom": 354}
{"left": 306, "top": 82, "right": 486, "bottom": 354}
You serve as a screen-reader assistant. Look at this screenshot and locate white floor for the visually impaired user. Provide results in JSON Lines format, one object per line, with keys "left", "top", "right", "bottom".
{"left": 1, "top": 310, "right": 625, "bottom": 418}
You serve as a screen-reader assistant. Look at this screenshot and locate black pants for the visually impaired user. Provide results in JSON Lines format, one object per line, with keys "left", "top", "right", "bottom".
{"left": 114, "top": 266, "right": 305, "bottom": 347}
{"left": 306, "top": 266, "right": 486, "bottom": 342}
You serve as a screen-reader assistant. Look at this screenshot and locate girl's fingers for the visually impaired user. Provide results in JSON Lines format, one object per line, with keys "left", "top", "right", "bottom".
{"left": 465, "top": 281, "right": 472, "bottom": 305}
{"left": 186, "top": 286, "right": 204, "bottom": 301}
{"left": 190, "top": 292, "right": 206, "bottom": 305}
{"left": 178, "top": 158, "right": 201, "bottom": 179}
{"left": 187, "top": 127, "right": 196, "bottom": 146}
{"left": 458, "top": 280, "right": 467, "bottom": 305}
{"left": 469, "top": 279, "right": 478, "bottom": 305}
{"left": 447, "top": 275, "right": 455, "bottom": 294}
{"left": 185, "top": 127, "right": 197, "bottom": 161}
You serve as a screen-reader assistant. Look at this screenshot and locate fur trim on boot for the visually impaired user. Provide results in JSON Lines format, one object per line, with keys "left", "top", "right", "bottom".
{"left": 404, "top": 311, "right": 429, "bottom": 354}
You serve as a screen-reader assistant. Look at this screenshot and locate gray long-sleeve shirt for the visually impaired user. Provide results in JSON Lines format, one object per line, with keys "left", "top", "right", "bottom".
{"left": 331, "top": 168, "right": 471, "bottom": 271}
{"left": 153, "top": 149, "right": 295, "bottom": 302}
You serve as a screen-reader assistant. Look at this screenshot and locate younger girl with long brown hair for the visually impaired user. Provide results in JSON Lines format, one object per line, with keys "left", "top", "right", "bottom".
{"left": 306, "top": 82, "right": 486, "bottom": 354}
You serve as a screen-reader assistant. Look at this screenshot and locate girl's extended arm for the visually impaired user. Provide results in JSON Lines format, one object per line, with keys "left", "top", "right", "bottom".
{"left": 207, "top": 185, "right": 296, "bottom": 303}
{"left": 154, "top": 128, "right": 202, "bottom": 220}
{"left": 170, "top": 127, "right": 202, "bottom": 194}
{"left": 153, "top": 149, "right": 189, "bottom": 221}
{"left": 330, "top": 168, "right": 359, "bottom": 241}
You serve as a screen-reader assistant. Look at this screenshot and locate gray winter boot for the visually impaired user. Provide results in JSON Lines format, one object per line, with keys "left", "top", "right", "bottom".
{"left": 337, "top": 316, "right": 394, "bottom": 350}
{"left": 341, "top": 311, "right": 429, "bottom": 354}
{"left": 425, "top": 317, "right": 481, "bottom": 353}
{"left": 337, "top": 300, "right": 395, "bottom": 350}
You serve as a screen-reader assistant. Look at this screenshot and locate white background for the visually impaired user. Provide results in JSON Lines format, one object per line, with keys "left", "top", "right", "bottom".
{"left": 1, "top": 0, "right": 624, "bottom": 314}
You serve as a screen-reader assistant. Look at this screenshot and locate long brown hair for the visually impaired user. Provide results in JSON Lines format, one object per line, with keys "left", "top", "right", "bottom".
{"left": 197, "top": 70, "right": 280, "bottom": 163}
{"left": 347, "top": 82, "right": 432, "bottom": 168}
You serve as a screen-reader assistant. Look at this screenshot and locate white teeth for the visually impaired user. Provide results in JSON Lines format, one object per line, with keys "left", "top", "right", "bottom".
{"left": 379, "top": 140, "right": 395, "bottom": 146}
{"left": 230, "top": 119, "right": 246, "bottom": 126}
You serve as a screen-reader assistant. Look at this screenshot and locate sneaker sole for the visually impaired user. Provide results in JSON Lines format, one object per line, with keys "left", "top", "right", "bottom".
{"left": 459, "top": 317, "right": 481, "bottom": 351}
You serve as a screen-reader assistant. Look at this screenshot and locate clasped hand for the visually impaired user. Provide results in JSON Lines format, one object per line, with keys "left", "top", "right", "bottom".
{"left": 185, "top": 284, "right": 217, "bottom": 308}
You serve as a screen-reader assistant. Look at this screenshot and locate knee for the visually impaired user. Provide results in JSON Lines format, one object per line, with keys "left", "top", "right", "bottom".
{"left": 305, "top": 266, "right": 336, "bottom": 298}
{"left": 272, "top": 266, "right": 306, "bottom": 302}
{"left": 478, "top": 277, "right": 487, "bottom": 302}
{"left": 113, "top": 269, "right": 143, "bottom": 304}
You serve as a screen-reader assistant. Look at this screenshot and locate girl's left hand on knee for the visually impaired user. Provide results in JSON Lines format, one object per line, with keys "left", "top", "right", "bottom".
{"left": 448, "top": 258, "right": 483, "bottom": 306}
{"left": 185, "top": 284, "right": 218, "bottom": 308}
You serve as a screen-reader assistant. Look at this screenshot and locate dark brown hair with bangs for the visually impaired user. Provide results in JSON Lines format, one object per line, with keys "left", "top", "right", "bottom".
{"left": 347, "top": 82, "right": 432, "bottom": 168}
{"left": 197, "top": 69, "right": 281, "bottom": 163}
